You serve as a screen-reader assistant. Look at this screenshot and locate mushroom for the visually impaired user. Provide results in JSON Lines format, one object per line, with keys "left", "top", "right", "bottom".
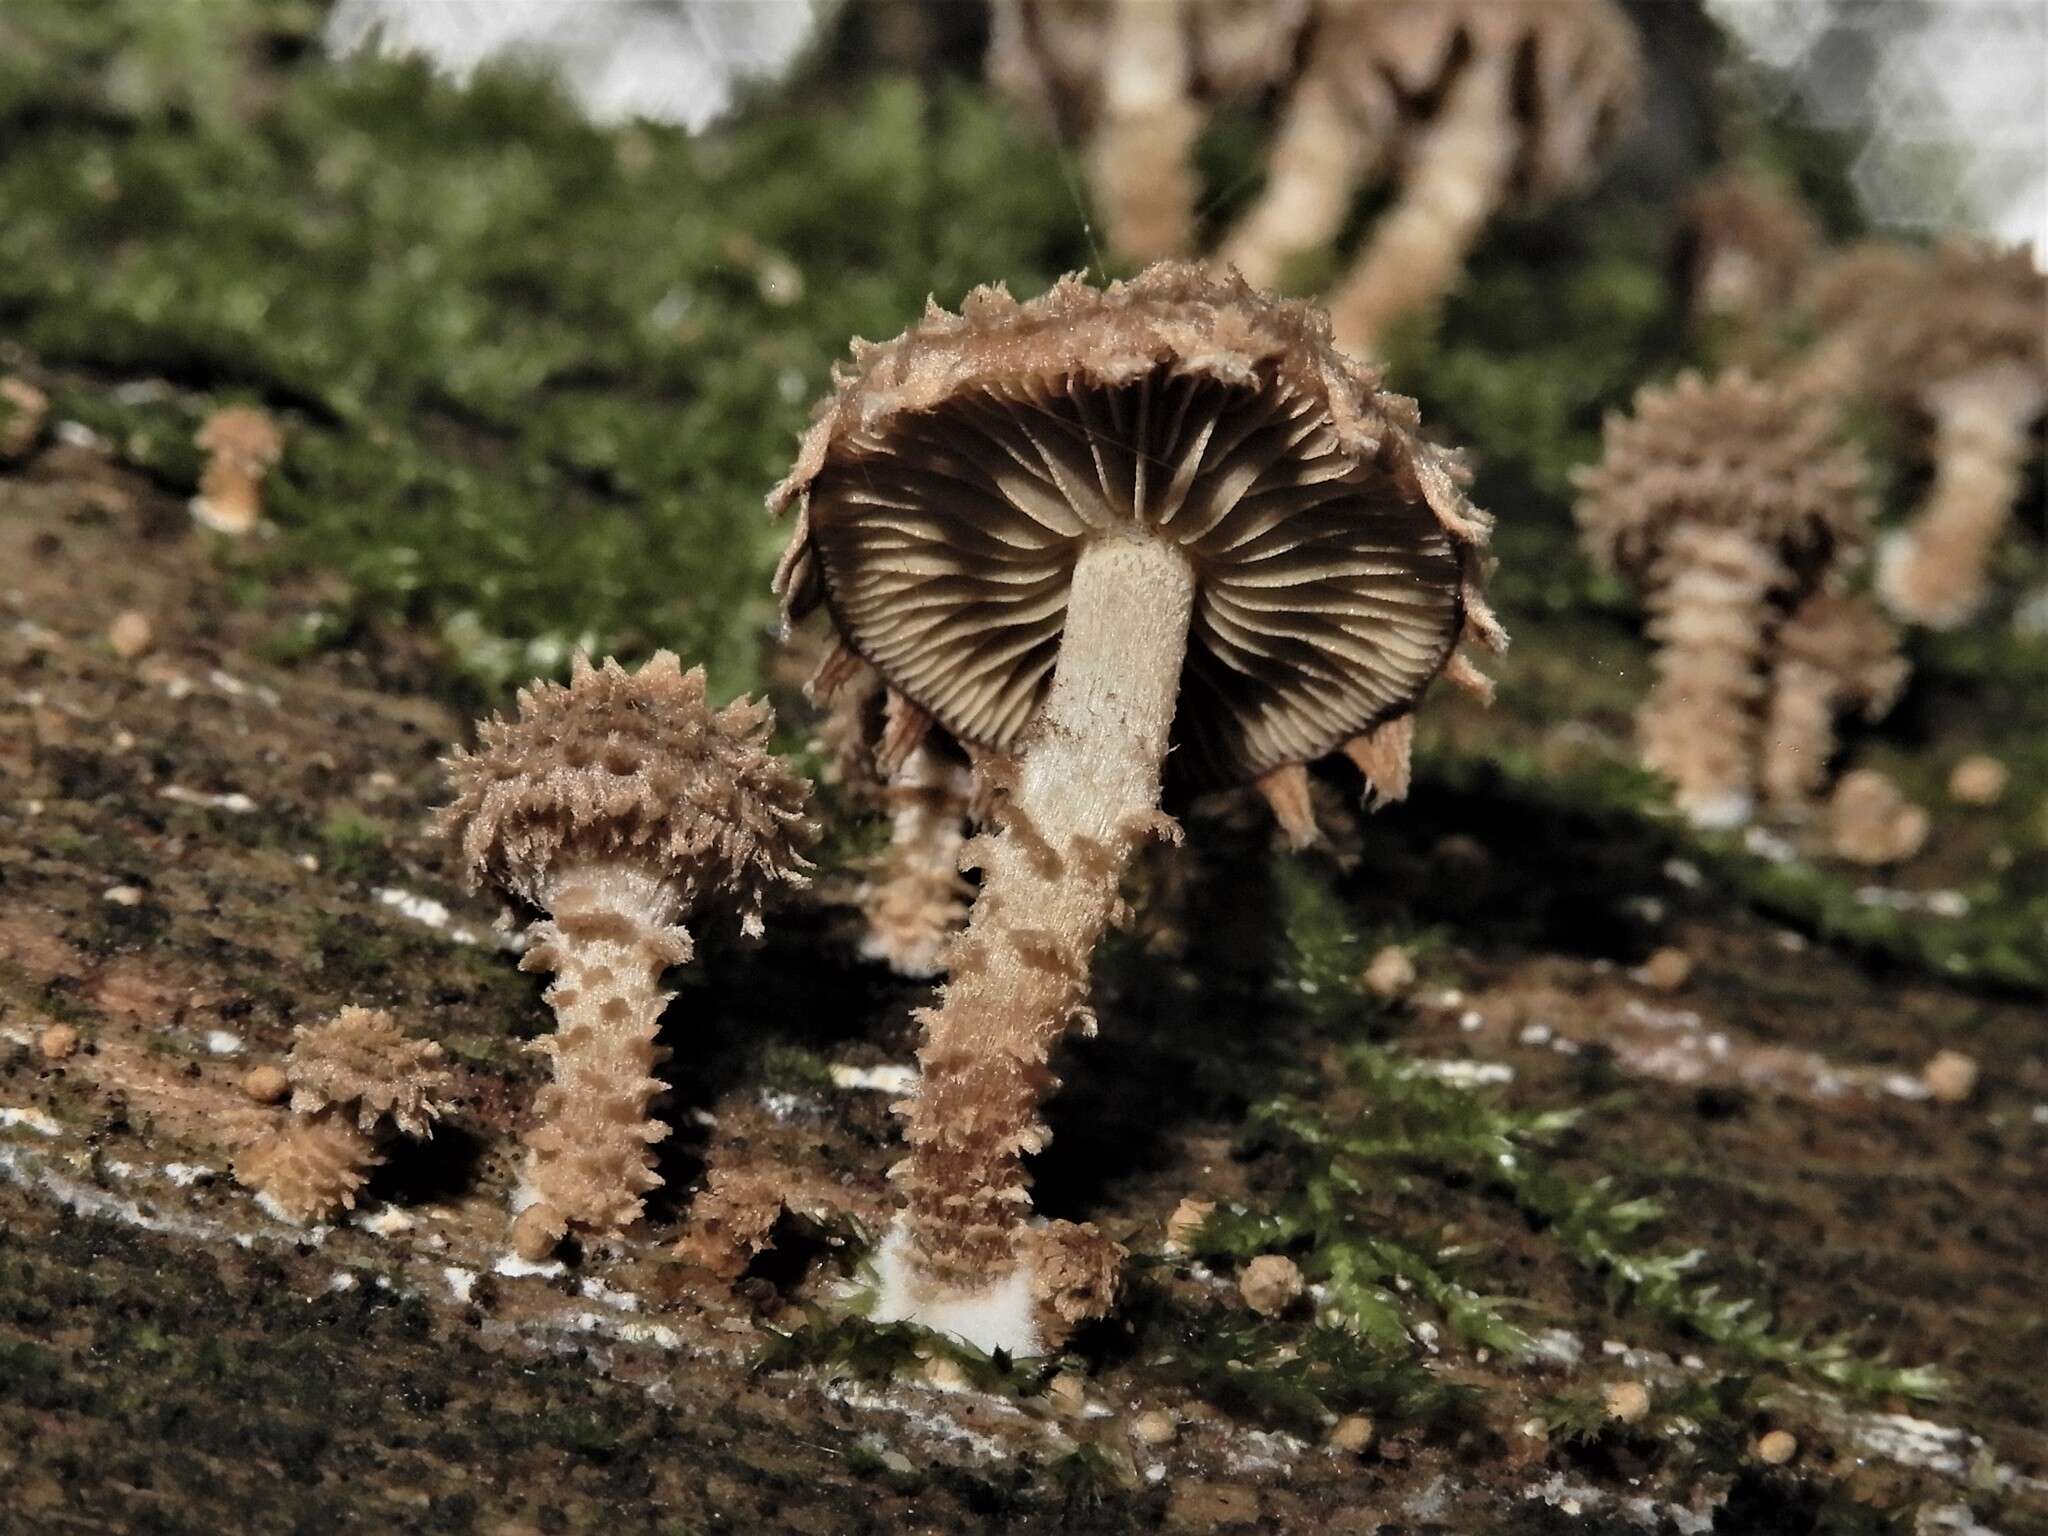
{"left": 988, "top": 0, "right": 1312, "bottom": 264}
{"left": 858, "top": 744, "right": 978, "bottom": 978}
{"left": 1221, "top": 0, "right": 1641, "bottom": 353}
{"left": 0, "top": 376, "right": 49, "bottom": 461}
{"left": 1680, "top": 168, "right": 1821, "bottom": 342}
{"left": 1574, "top": 369, "right": 1873, "bottom": 827}
{"left": 1865, "top": 244, "right": 2046, "bottom": 628}
{"left": 438, "top": 651, "right": 816, "bottom": 1259}
{"left": 232, "top": 1007, "right": 452, "bottom": 1225}
{"left": 771, "top": 264, "right": 1500, "bottom": 1351}
{"left": 1760, "top": 590, "right": 1906, "bottom": 814}
{"left": 191, "top": 405, "right": 284, "bottom": 535}
{"left": 1827, "top": 768, "right": 1929, "bottom": 867}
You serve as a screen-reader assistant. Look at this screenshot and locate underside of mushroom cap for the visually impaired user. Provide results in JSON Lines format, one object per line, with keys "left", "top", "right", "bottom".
{"left": 1320, "top": 0, "right": 1641, "bottom": 203}
{"left": 771, "top": 263, "right": 1500, "bottom": 790}
{"left": 440, "top": 652, "right": 815, "bottom": 926}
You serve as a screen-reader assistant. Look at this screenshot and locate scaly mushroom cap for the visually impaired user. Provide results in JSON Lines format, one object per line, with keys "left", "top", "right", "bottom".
{"left": 194, "top": 404, "right": 284, "bottom": 467}
{"left": 988, "top": 0, "right": 1310, "bottom": 129}
{"left": 1862, "top": 241, "right": 2046, "bottom": 399}
{"left": 440, "top": 651, "right": 815, "bottom": 929}
{"left": 287, "top": 1006, "right": 452, "bottom": 1138}
{"left": 1317, "top": 0, "right": 1641, "bottom": 203}
{"left": 1682, "top": 169, "right": 1821, "bottom": 317}
{"left": 1573, "top": 369, "right": 1873, "bottom": 587}
{"left": 771, "top": 263, "right": 1501, "bottom": 790}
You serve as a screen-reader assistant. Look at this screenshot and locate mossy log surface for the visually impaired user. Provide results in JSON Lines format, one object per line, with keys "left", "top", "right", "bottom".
{"left": 2, "top": 5, "right": 2044, "bottom": 1533}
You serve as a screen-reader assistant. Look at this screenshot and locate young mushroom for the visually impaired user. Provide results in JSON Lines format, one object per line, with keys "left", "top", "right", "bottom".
{"left": 1, "top": 376, "right": 50, "bottom": 461}
{"left": 988, "top": 0, "right": 1311, "bottom": 264}
{"left": 1760, "top": 590, "right": 1907, "bottom": 814}
{"left": 439, "top": 652, "right": 815, "bottom": 1259}
{"left": 772, "top": 263, "right": 1501, "bottom": 1352}
{"left": 1574, "top": 369, "right": 1873, "bottom": 827}
{"left": 232, "top": 1007, "right": 452, "bottom": 1225}
{"left": 1221, "top": 0, "right": 1641, "bottom": 353}
{"left": 191, "top": 405, "right": 285, "bottom": 535}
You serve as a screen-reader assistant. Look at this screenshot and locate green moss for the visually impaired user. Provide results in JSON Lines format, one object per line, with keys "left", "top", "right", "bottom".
{"left": 316, "top": 810, "right": 387, "bottom": 882}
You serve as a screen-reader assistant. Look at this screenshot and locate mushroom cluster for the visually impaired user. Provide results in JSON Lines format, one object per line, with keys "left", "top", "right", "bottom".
{"left": 772, "top": 263, "right": 1500, "bottom": 1352}
{"left": 1804, "top": 241, "right": 2045, "bottom": 628}
{"left": 233, "top": 1007, "right": 452, "bottom": 1225}
{"left": 1574, "top": 369, "right": 1885, "bottom": 827}
{"left": 1221, "top": 0, "right": 1642, "bottom": 352}
{"left": 988, "top": 0, "right": 1312, "bottom": 264}
{"left": 439, "top": 651, "right": 816, "bottom": 1259}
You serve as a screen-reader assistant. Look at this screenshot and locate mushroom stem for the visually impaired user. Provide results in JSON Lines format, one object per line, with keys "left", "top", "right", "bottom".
{"left": 1326, "top": 51, "right": 1514, "bottom": 354}
{"left": 1088, "top": 0, "right": 1200, "bottom": 262}
{"left": 1219, "top": 75, "right": 1374, "bottom": 290}
{"left": 1760, "top": 654, "right": 1839, "bottom": 814}
{"left": 1639, "top": 524, "right": 1785, "bottom": 828}
{"left": 1878, "top": 366, "right": 2044, "bottom": 629}
{"left": 859, "top": 746, "right": 975, "bottom": 979}
{"left": 891, "top": 535, "right": 1196, "bottom": 1309}
{"left": 513, "top": 863, "right": 688, "bottom": 1255}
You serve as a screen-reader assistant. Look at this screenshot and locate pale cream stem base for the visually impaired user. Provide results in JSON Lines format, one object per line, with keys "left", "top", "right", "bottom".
{"left": 1326, "top": 53, "right": 1514, "bottom": 355}
{"left": 880, "top": 535, "right": 1196, "bottom": 1353}
{"left": 1879, "top": 365, "right": 2044, "bottom": 629}
{"left": 1640, "top": 524, "right": 1786, "bottom": 829}
{"left": 1219, "top": 75, "right": 1374, "bottom": 290}
{"left": 511, "top": 862, "right": 690, "bottom": 1259}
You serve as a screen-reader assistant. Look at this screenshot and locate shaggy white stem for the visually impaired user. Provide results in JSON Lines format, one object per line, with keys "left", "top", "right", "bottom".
{"left": 1327, "top": 52, "right": 1514, "bottom": 354}
{"left": 513, "top": 863, "right": 689, "bottom": 1255}
{"left": 1879, "top": 365, "right": 2044, "bottom": 629}
{"left": 1219, "top": 76, "right": 1374, "bottom": 290}
{"left": 885, "top": 535, "right": 1195, "bottom": 1346}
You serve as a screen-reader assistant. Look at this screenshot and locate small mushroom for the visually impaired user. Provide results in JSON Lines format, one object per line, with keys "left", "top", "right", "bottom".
{"left": 1827, "top": 768, "right": 1928, "bottom": 867}
{"left": 1680, "top": 168, "right": 1821, "bottom": 343}
{"left": 1574, "top": 370, "right": 1874, "bottom": 827}
{"left": 232, "top": 1007, "right": 452, "bottom": 1224}
{"left": 0, "top": 376, "right": 50, "bottom": 461}
{"left": 192, "top": 405, "right": 284, "bottom": 535}
{"left": 772, "top": 264, "right": 1499, "bottom": 1352}
{"left": 439, "top": 652, "right": 815, "bottom": 1258}
{"left": 857, "top": 745, "right": 977, "bottom": 978}
{"left": 1223, "top": 0, "right": 1641, "bottom": 352}
{"left": 988, "top": 0, "right": 1311, "bottom": 264}
{"left": 1760, "top": 590, "right": 1906, "bottom": 814}
{"left": 1802, "top": 240, "right": 2044, "bottom": 628}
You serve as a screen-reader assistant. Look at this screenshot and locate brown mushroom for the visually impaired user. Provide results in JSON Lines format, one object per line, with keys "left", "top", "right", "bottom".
{"left": 1760, "top": 589, "right": 1906, "bottom": 813}
{"left": 0, "top": 376, "right": 50, "bottom": 461}
{"left": 1681, "top": 168, "right": 1821, "bottom": 342}
{"left": 1222, "top": 0, "right": 1641, "bottom": 353}
{"left": 1827, "top": 768, "right": 1929, "bottom": 867}
{"left": 438, "top": 652, "right": 815, "bottom": 1258}
{"left": 192, "top": 405, "right": 284, "bottom": 535}
{"left": 988, "top": 0, "right": 1311, "bottom": 264}
{"left": 1574, "top": 369, "right": 1874, "bottom": 827}
{"left": 772, "top": 264, "right": 1499, "bottom": 1351}
{"left": 232, "top": 1007, "right": 452, "bottom": 1225}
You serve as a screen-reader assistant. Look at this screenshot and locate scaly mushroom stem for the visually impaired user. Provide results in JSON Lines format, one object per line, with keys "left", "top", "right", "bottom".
{"left": 1879, "top": 365, "right": 2045, "bottom": 629}
{"left": 1639, "top": 524, "right": 1786, "bottom": 828}
{"left": 886, "top": 536, "right": 1195, "bottom": 1329}
{"left": 1760, "top": 655, "right": 1838, "bottom": 814}
{"left": 236, "top": 1109, "right": 381, "bottom": 1224}
{"left": 513, "top": 863, "right": 689, "bottom": 1256}
{"left": 1219, "top": 75, "right": 1374, "bottom": 290}
{"left": 1326, "top": 51, "right": 1514, "bottom": 354}
{"left": 859, "top": 746, "right": 975, "bottom": 979}
{"left": 1088, "top": 0, "right": 1200, "bottom": 262}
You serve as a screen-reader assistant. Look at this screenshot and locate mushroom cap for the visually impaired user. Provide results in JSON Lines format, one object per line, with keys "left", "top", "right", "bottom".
{"left": 1859, "top": 241, "right": 2045, "bottom": 399}
{"left": 194, "top": 404, "right": 284, "bottom": 465}
{"left": 989, "top": 0, "right": 1311, "bottom": 128}
{"left": 440, "top": 651, "right": 816, "bottom": 925}
{"left": 1317, "top": 0, "right": 1641, "bottom": 203}
{"left": 1681, "top": 169, "right": 1821, "bottom": 313}
{"left": 287, "top": 1006, "right": 452, "bottom": 1137}
{"left": 771, "top": 263, "right": 1499, "bottom": 790}
{"left": 1573, "top": 369, "right": 1873, "bottom": 587}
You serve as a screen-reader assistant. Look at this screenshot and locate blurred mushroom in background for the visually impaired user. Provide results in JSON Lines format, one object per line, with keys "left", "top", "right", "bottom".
{"left": 1760, "top": 590, "right": 1907, "bottom": 815}
{"left": 192, "top": 405, "right": 283, "bottom": 536}
{"left": 1679, "top": 167, "right": 1821, "bottom": 350}
{"left": 1575, "top": 369, "right": 1874, "bottom": 828}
